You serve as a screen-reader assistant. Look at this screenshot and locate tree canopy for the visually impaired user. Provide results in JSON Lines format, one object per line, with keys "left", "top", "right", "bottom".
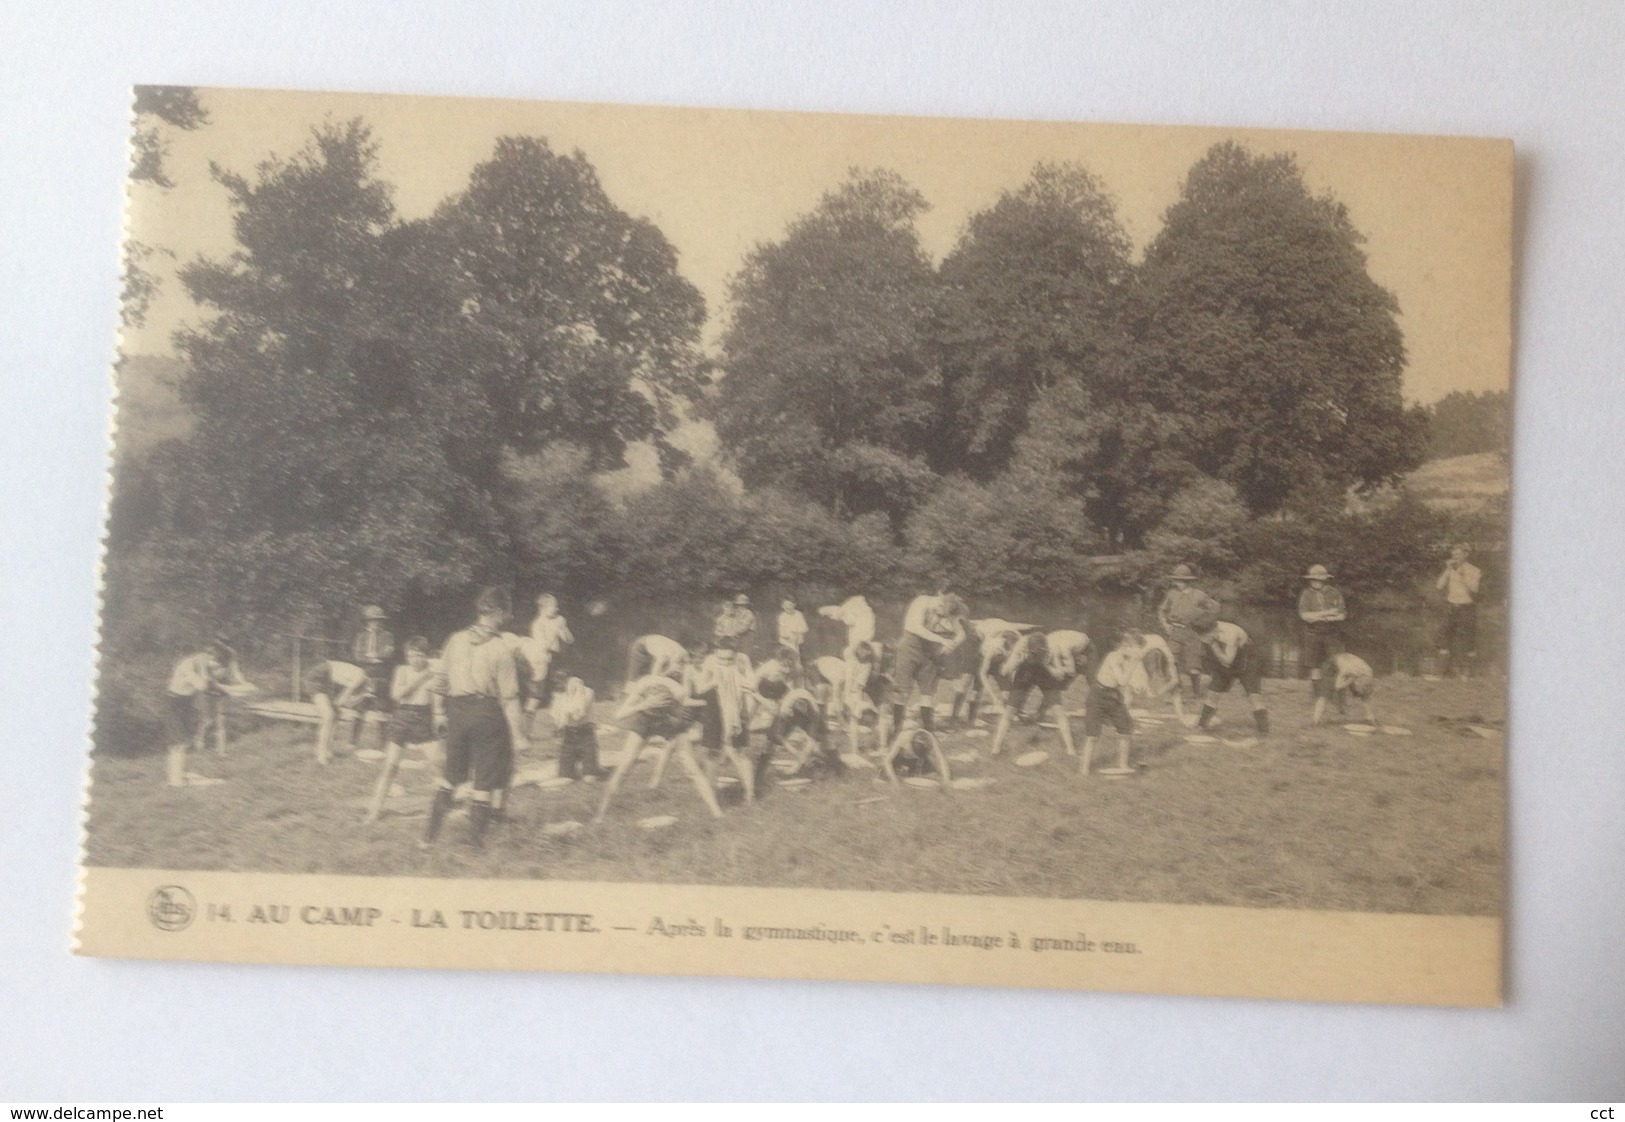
{"left": 430, "top": 137, "right": 708, "bottom": 475}
{"left": 709, "top": 169, "right": 942, "bottom": 522}
{"left": 1137, "top": 142, "right": 1428, "bottom": 514}
{"left": 933, "top": 162, "right": 1134, "bottom": 477}
{"left": 144, "top": 121, "right": 710, "bottom": 629}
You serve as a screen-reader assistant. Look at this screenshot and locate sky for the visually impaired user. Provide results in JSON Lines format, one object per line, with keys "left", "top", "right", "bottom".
{"left": 121, "top": 86, "right": 1514, "bottom": 404}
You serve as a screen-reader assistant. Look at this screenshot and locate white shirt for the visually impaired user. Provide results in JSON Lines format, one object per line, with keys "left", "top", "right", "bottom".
{"left": 1437, "top": 561, "right": 1482, "bottom": 605}
{"left": 550, "top": 677, "right": 595, "bottom": 727}
{"left": 820, "top": 596, "right": 875, "bottom": 648}
{"left": 776, "top": 609, "right": 809, "bottom": 649}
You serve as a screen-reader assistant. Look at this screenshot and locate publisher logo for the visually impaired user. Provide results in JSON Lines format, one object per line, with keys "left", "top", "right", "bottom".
{"left": 147, "top": 885, "right": 195, "bottom": 932}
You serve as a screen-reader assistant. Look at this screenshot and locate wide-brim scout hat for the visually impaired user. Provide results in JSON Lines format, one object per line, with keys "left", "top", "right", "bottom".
{"left": 1304, "top": 564, "right": 1333, "bottom": 581}
{"left": 1170, "top": 564, "right": 1196, "bottom": 581}
{"left": 363, "top": 604, "right": 387, "bottom": 620}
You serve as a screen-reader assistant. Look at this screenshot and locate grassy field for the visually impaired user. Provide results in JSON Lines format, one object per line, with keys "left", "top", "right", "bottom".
{"left": 83, "top": 674, "right": 1506, "bottom": 916}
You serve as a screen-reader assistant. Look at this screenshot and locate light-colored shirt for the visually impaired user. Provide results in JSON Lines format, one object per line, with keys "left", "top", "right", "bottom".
{"left": 441, "top": 624, "right": 520, "bottom": 701}
{"left": 550, "top": 677, "right": 595, "bottom": 727}
{"left": 1297, "top": 585, "right": 1347, "bottom": 623}
{"left": 713, "top": 605, "right": 757, "bottom": 643}
{"left": 1437, "top": 562, "right": 1482, "bottom": 605}
{"left": 776, "top": 610, "right": 809, "bottom": 650}
{"left": 1159, "top": 586, "right": 1221, "bottom": 631}
{"left": 820, "top": 596, "right": 876, "bottom": 648}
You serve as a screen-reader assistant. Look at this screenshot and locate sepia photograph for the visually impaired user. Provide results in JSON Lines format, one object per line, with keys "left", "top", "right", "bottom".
{"left": 79, "top": 86, "right": 1511, "bottom": 1003}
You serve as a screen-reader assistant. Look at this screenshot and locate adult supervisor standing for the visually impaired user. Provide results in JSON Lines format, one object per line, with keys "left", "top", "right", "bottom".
{"left": 423, "top": 586, "right": 529, "bottom": 849}
{"left": 352, "top": 606, "right": 396, "bottom": 705}
{"left": 1435, "top": 544, "right": 1483, "bottom": 678}
{"left": 1157, "top": 564, "right": 1221, "bottom": 717}
{"left": 1297, "top": 564, "right": 1347, "bottom": 699}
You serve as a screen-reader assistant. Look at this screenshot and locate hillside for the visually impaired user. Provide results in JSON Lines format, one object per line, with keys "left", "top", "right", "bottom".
{"left": 1406, "top": 451, "right": 1510, "bottom": 512}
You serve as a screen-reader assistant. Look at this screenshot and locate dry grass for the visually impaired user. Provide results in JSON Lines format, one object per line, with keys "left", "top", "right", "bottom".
{"left": 83, "top": 675, "right": 1506, "bottom": 916}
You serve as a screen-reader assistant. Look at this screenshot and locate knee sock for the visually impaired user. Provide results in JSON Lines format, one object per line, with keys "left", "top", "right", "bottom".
{"left": 966, "top": 699, "right": 980, "bottom": 726}
{"left": 891, "top": 703, "right": 906, "bottom": 732}
{"left": 468, "top": 800, "right": 491, "bottom": 848}
{"left": 1254, "top": 708, "right": 1270, "bottom": 736}
{"left": 919, "top": 706, "right": 934, "bottom": 733}
{"left": 424, "top": 787, "right": 453, "bottom": 843}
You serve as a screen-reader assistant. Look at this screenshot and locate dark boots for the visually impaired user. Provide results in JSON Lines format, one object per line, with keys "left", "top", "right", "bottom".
{"left": 1198, "top": 704, "right": 1218, "bottom": 730}
{"left": 423, "top": 787, "right": 453, "bottom": 844}
{"left": 468, "top": 800, "right": 492, "bottom": 849}
{"left": 1254, "top": 708, "right": 1271, "bottom": 736}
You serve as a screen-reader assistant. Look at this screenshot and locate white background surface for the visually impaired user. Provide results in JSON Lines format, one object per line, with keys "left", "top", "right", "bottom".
{"left": 2, "top": 0, "right": 1622, "bottom": 1102}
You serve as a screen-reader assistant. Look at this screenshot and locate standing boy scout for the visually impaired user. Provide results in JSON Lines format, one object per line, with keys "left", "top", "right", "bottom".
{"left": 423, "top": 587, "right": 529, "bottom": 849}
{"left": 1157, "top": 564, "right": 1221, "bottom": 709}
{"left": 1297, "top": 564, "right": 1348, "bottom": 699}
{"left": 1435, "top": 544, "right": 1483, "bottom": 678}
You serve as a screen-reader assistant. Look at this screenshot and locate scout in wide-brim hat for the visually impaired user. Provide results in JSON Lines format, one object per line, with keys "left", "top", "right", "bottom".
{"left": 1303, "top": 564, "right": 1333, "bottom": 581}
{"left": 362, "top": 604, "right": 388, "bottom": 620}
{"left": 1169, "top": 564, "right": 1197, "bottom": 581}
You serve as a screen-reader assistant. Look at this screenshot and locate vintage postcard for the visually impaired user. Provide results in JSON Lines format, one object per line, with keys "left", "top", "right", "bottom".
{"left": 81, "top": 87, "right": 1511, "bottom": 1005}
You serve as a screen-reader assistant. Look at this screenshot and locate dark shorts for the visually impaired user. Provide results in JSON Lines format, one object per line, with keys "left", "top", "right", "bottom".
{"left": 757, "top": 678, "right": 789, "bottom": 704}
{"left": 630, "top": 702, "right": 694, "bottom": 742}
{"left": 1008, "top": 661, "right": 1072, "bottom": 717}
{"left": 772, "top": 703, "right": 827, "bottom": 749}
{"left": 1301, "top": 624, "right": 1345, "bottom": 674}
{"left": 892, "top": 634, "right": 943, "bottom": 703}
{"left": 1206, "top": 643, "right": 1263, "bottom": 696}
{"left": 386, "top": 703, "right": 436, "bottom": 745}
{"left": 942, "top": 639, "right": 979, "bottom": 680}
{"left": 358, "top": 664, "right": 391, "bottom": 712}
{"left": 697, "top": 691, "right": 748, "bottom": 754}
{"left": 1167, "top": 626, "right": 1204, "bottom": 676}
{"left": 1441, "top": 603, "right": 1478, "bottom": 655}
{"left": 442, "top": 695, "right": 513, "bottom": 793}
{"left": 164, "top": 692, "right": 204, "bottom": 745}
{"left": 1083, "top": 684, "right": 1135, "bottom": 737}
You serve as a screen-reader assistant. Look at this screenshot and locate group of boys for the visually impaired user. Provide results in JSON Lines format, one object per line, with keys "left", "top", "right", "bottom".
{"left": 162, "top": 545, "right": 1483, "bottom": 846}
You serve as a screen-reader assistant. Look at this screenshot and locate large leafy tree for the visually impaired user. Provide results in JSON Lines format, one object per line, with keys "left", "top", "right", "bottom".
{"left": 160, "top": 120, "right": 497, "bottom": 628}
{"left": 933, "top": 162, "right": 1135, "bottom": 477}
{"left": 709, "top": 169, "right": 942, "bottom": 522}
{"left": 430, "top": 136, "right": 708, "bottom": 476}
{"left": 1138, "top": 141, "right": 1428, "bottom": 514}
